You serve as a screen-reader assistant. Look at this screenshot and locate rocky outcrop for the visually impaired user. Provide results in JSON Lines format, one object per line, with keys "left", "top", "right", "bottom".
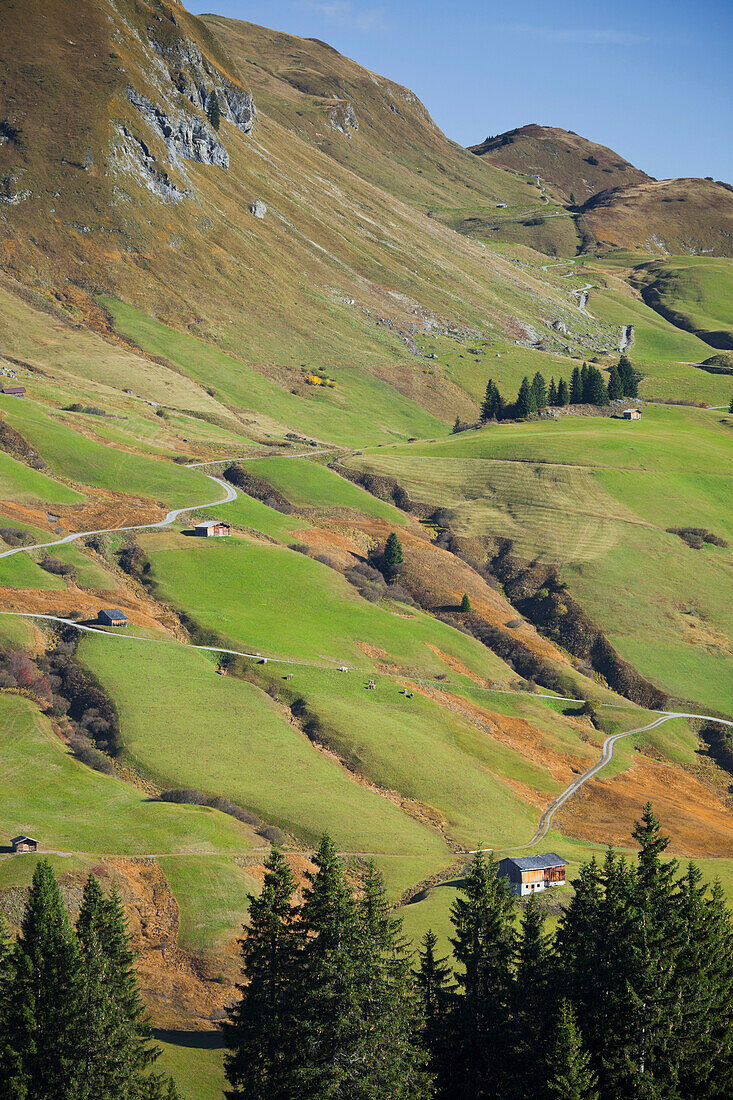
{"left": 250, "top": 199, "right": 266, "bottom": 219}
{"left": 147, "top": 29, "right": 256, "bottom": 135}
{"left": 326, "top": 102, "right": 358, "bottom": 137}
{"left": 111, "top": 124, "right": 192, "bottom": 202}
{"left": 126, "top": 88, "right": 228, "bottom": 168}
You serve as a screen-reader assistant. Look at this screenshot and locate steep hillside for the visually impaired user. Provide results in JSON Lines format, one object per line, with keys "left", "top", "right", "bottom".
{"left": 581, "top": 178, "right": 733, "bottom": 257}
{"left": 469, "top": 124, "right": 651, "bottom": 205}
{"left": 0, "top": 0, "right": 609, "bottom": 440}
{"left": 201, "top": 16, "right": 542, "bottom": 218}
{"left": 632, "top": 257, "right": 733, "bottom": 349}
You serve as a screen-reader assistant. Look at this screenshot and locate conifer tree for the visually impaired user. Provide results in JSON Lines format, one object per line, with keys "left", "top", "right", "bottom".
{"left": 531, "top": 371, "right": 547, "bottom": 409}
{"left": 570, "top": 366, "right": 583, "bottom": 404}
{"left": 357, "top": 861, "right": 431, "bottom": 1098}
{"left": 452, "top": 415, "right": 461, "bottom": 434}
{"left": 207, "top": 90, "right": 221, "bottom": 131}
{"left": 480, "top": 379, "right": 502, "bottom": 422}
{"left": 512, "top": 897, "right": 555, "bottom": 1097}
{"left": 416, "top": 930, "right": 454, "bottom": 1094}
{"left": 449, "top": 850, "right": 517, "bottom": 1099}
{"left": 617, "top": 355, "right": 638, "bottom": 398}
{"left": 460, "top": 594, "right": 471, "bottom": 612}
{"left": 383, "top": 532, "right": 404, "bottom": 578}
{"left": 607, "top": 363, "right": 622, "bottom": 401}
{"left": 557, "top": 378, "right": 570, "bottom": 406}
{"left": 224, "top": 847, "right": 301, "bottom": 1100}
{"left": 75, "top": 874, "right": 171, "bottom": 1099}
{"left": 729, "top": 393, "right": 733, "bottom": 414}
{"left": 17, "top": 860, "right": 83, "bottom": 1099}
{"left": 515, "top": 377, "right": 536, "bottom": 419}
{"left": 548, "top": 377, "right": 558, "bottom": 406}
{"left": 580, "top": 362, "right": 590, "bottom": 401}
{"left": 585, "top": 366, "right": 608, "bottom": 406}
{"left": 547, "top": 1001, "right": 598, "bottom": 1100}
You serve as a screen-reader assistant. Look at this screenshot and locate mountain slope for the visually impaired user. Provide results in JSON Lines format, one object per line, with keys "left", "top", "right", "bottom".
{"left": 582, "top": 178, "right": 733, "bottom": 257}
{"left": 469, "top": 124, "right": 651, "bottom": 204}
{"left": 0, "top": 0, "right": 604, "bottom": 438}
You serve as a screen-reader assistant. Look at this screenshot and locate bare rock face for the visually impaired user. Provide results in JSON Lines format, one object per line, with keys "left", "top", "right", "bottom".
{"left": 126, "top": 88, "right": 229, "bottom": 168}
{"left": 148, "top": 29, "right": 256, "bottom": 135}
{"left": 326, "top": 101, "right": 358, "bottom": 137}
{"left": 250, "top": 199, "right": 266, "bottom": 219}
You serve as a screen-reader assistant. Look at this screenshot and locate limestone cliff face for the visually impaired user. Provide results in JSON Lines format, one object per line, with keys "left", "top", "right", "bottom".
{"left": 126, "top": 88, "right": 229, "bottom": 168}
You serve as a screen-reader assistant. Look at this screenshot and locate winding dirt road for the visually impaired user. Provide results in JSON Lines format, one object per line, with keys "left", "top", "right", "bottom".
{"left": 2, "top": 459, "right": 732, "bottom": 850}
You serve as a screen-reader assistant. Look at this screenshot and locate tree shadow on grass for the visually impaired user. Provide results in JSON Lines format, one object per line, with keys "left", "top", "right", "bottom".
{"left": 152, "top": 1029, "right": 224, "bottom": 1050}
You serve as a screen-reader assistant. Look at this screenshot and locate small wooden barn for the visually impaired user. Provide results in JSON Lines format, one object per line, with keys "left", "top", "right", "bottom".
{"left": 194, "top": 520, "right": 231, "bottom": 537}
{"left": 98, "top": 608, "right": 129, "bottom": 627}
{"left": 12, "top": 835, "right": 38, "bottom": 854}
{"left": 497, "top": 853, "right": 568, "bottom": 897}
{"left": 1, "top": 385, "right": 26, "bottom": 397}
{"left": 623, "top": 408, "right": 641, "bottom": 420}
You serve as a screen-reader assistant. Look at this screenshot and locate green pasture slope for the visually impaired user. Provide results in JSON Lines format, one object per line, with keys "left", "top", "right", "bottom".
{"left": 345, "top": 405, "right": 733, "bottom": 715}
{"left": 635, "top": 257, "right": 733, "bottom": 350}
{"left": 0, "top": 694, "right": 257, "bottom": 855}
{"left": 105, "top": 299, "right": 446, "bottom": 446}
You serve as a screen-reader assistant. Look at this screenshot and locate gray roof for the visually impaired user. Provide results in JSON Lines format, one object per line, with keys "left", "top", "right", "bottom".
{"left": 12, "top": 835, "right": 37, "bottom": 844}
{"left": 194, "top": 519, "right": 229, "bottom": 528}
{"left": 502, "top": 853, "right": 568, "bottom": 871}
{"left": 100, "top": 608, "right": 127, "bottom": 618}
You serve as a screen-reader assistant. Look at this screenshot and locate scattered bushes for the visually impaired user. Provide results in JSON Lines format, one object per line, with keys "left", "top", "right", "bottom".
{"left": 223, "top": 464, "right": 294, "bottom": 513}
{"left": 63, "top": 403, "right": 109, "bottom": 417}
{"left": 0, "top": 419, "right": 46, "bottom": 467}
{"left": 0, "top": 526, "right": 33, "bottom": 548}
{"left": 667, "top": 527, "right": 728, "bottom": 550}
{"left": 39, "top": 556, "right": 76, "bottom": 578}
{"left": 158, "top": 788, "right": 286, "bottom": 845}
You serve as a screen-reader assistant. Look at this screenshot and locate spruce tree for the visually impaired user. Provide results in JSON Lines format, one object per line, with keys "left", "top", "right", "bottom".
{"left": 480, "top": 379, "right": 502, "bottom": 422}
{"left": 207, "top": 90, "right": 221, "bottom": 131}
{"left": 452, "top": 415, "right": 461, "bottom": 434}
{"left": 224, "top": 847, "right": 301, "bottom": 1100}
{"left": 515, "top": 377, "right": 536, "bottom": 419}
{"left": 75, "top": 875, "right": 169, "bottom": 1099}
{"left": 617, "top": 355, "right": 638, "bottom": 398}
{"left": 729, "top": 394, "right": 733, "bottom": 414}
{"left": 531, "top": 371, "right": 547, "bottom": 410}
{"left": 547, "top": 1001, "right": 598, "bottom": 1100}
{"left": 460, "top": 594, "right": 471, "bottom": 612}
{"left": 585, "top": 366, "right": 608, "bottom": 406}
{"left": 548, "top": 377, "right": 558, "bottom": 406}
{"left": 580, "top": 363, "right": 590, "bottom": 402}
{"left": 416, "top": 930, "right": 454, "bottom": 1094}
{"left": 17, "top": 860, "right": 83, "bottom": 1099}
{"left": 357, "top": 861, "right": 431, "bottom": 1098}
{"left": 557, "top": 378, "right": 570, "bottom": 406}
{"left": 513, "top": 897, "right": 555, "bottom": 1097}
{"left": 607, "top": 364, "right": 622, "bottom": 401}
{"left": 449, "top": 850, "right": 517, "bottom": 1099}
{"left": 570, "top": 366, "right": 583, "bottom": 404}
{"left": 383, "top": 532, "right": 404, "bottom": 579}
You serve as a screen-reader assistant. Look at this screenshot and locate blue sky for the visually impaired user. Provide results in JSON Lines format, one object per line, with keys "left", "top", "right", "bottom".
{"left": 196, "top": 0, "right": 733, "bottom": 183}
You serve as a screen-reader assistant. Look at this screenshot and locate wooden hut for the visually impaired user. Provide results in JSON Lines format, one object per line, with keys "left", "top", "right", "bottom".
{"left": 194, "top": 520, "right": 231, "bottom": 537}
{"left": 497, "top": 853, "right": 568, "bottom": 897}
{"left": 11, "top": 835, "right": 38, "bottom": 853}
{"left": 98, "top": 608, "right": 129, "bottom": 627}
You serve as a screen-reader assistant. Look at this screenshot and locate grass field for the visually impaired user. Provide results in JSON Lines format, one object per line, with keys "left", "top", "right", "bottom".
{"left": 159, "top": 855, "right": 260, "bottom": 955}
{"left": 78, "top": 635, "right": 449, "bottom": 855}
{"left": 105, "top": 299, "right": 448, "bottom": 447}
{"left": 0, "top": 694, "right": 258, "bottom": 855}
{"left": 345, "top": 405, "right": 733, "bottom": 714}
{"left": 634, "top": 257, "right": 733, "bottom": 350}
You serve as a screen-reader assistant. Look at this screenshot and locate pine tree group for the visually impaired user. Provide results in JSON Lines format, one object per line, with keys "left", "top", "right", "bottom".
{"left": 0, "top": 861, "right": 179, "bottom": 1099}
{"left": 207, "top": 90, "right": 221, "bottom": 131}
{"left": 223, "top": 810, "right": 732, "bottom": 1100}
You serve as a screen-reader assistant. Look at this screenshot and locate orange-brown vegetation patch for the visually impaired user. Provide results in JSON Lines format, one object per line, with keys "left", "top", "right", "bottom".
{"left": 0, "top": 491, "right": 164, "bottom": 536}
{"left": 409, "top": 680, "right": 595, "bottom": 787}
{"left": 332, "top": 514, "right": 572, "bottom": 667}
{"left": 0, "top": 585, "right": 177, "bottom": 635}
{"left": 558, "top": 761, "right": 733, "bottom": 858}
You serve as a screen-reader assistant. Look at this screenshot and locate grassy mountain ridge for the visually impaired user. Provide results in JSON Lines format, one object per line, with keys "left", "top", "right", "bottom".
{"left": 470, "top": 123, "right": 651, "bottom": 204}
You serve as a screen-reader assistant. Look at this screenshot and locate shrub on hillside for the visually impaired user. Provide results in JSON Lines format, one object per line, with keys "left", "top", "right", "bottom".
{"left": 39, "top": 556, "right": 76, "bottom": 577}
{"left": 667, "top": 526, "right": 728, "bottom": 550}
{"left": 0, "top": 526, "right": 33, "bottom": 547}
{"left": 345, "top": 561, "right": 387, "bottom": 602}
